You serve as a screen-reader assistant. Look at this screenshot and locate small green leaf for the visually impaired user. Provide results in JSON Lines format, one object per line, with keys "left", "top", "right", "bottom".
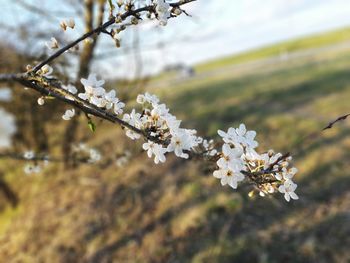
{"left": 88, "top": 120, "right": 96, "bottom": 132}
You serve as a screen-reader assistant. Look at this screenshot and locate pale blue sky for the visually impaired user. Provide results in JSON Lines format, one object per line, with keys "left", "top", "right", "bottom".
{"left": 2, "top": 0, "right": 350, "bottom": 77}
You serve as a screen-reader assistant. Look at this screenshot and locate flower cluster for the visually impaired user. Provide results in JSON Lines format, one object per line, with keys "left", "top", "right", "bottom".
{"left": 23, "top": 151, "right": 49, "bottom": 175}
{"left": 51, "top": 70, "right": 297, "bottom": 202}
{"left": 123, "top": 92, "right": 202, "bottom": 163}
{"left": 72, "top": 143, "right": 101, "bottom": 164}
{"left": 214, "top": 124, "right": 298, "bottom": 202}
{"left": 78, "top": 74, "right": 125, "bottom": 115}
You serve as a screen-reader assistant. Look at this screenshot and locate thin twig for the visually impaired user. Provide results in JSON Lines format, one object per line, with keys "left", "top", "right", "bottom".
{"left": 322, "top": 113, "right": 350, "bottom": 131}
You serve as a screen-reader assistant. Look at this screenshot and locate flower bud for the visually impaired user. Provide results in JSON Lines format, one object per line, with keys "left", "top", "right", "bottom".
{"left": 60, "top": 21, "right": 67, "bottom": 31}
{"left": 173, "top": 8, "right": 182, "bottom": 16}
{"left": 67, "top": 18, "right": 75, "bottom": 29}
{"left": 37, "top": 97, "right": 45, "bottom": 106}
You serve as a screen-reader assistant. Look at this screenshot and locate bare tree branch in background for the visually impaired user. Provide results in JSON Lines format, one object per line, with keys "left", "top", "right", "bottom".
{"left": 63, "top": 0, "right": 107, "bottom": 167}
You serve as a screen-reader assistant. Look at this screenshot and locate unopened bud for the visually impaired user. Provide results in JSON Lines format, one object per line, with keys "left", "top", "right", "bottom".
{"left": 117, "top": 0, "right": 124, "bottom": 8}
{"left": 173, "top": 8, "right": 182, "bottom": 16}
{"left": 131, "top": 17, "right": 138, "bottom": 25}
{"left": 67, "top": 18, "right": 75, "bottom": 29}
{"left": 26, "top": 64, "right": 33, "bottom": 72}
{"left": 115, "top": 38, "right": 121, "bottom": 48}
{"left": 115, "top": 15, "right": 122, "bottom": 23}
{"left": 84, "top": 38, "right": 93, "bottom": 45}
{"left": 60, "top": 21, "right": 67, "bottom": 31}
{"left": 37, "top": 97, "right": 45, "bottom": 106}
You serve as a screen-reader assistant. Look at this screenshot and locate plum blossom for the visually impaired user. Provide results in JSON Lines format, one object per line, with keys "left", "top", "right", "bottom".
{"left": 24, "top": 151, "right": 35, "bottom": 160}
{"left": 215, "top": 123, "right": 298, "bottom": 201}
{"left": 41, "top": 65, "right": 53, "bottom": 78}
{"left": 46, "top": 37, "right": 59, "bottom": 49}
{"left": 218, "top": 123, "right": 258, "bottom": 151}
{"left": 62, "top": 84, "right": 78, "bottom": 94}
{"left": 280, "top": 167, "right": 298, "bottom": 181}
{"left": 62, "top": 84, "right": 78, "bottom": 100}
{"left": 37, "top": 97, "right": 45, "bottom": 106}
{"left": 278, "top": 180, "right": 299, "bottom": 202}
{"left": 167, "top": 130, "right": 192, "bottom": 159}
{"left": 123, "top": 110, "right": 142, "bottom": 140}
{"left": 216, "top": 144, "right": 243, "bottom": 169}
{"left": 81, "top": 74, "right": 105, "bottom": 90}
{"left": 62, "top": 109, "right": 75, "bottom": 120}
{"left": 213, "top": 168, "right": 245, "bottom": 189}
{"left": 213, "top": 143, "right": 245, "bottom": 189}
{"left": 78, "top": 74, "right": 106, "bottom": 105}
{"left": 88, "top": 149, "right": 101, "bottom": 163}
{"left": 154, "top": 0, "right": 170, "bottom": 26}
{"left": 77, "top": 74, "right": 125, "bottom": 116}
{"left": 114, "top": 100, "right": 125, "bottom": 115}
{"left": 142, "top": 141, "right": 167, "bottom": 164}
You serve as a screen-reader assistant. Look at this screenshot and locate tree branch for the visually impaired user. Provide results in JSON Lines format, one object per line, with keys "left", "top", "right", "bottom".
{"left": 31, "top": 0, "right": 197, "bottom": 73}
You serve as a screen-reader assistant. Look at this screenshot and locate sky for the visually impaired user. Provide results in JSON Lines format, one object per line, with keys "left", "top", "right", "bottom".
{"left": 2, "top": 0, "right": 350, "bottom": 78}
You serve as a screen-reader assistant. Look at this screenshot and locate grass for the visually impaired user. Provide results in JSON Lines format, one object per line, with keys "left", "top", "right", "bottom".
{"left": 1, "top": 27, "right": 350, "bottom": 262}
{"left": 196, "top": 27, "right": 350, "bottom": 73}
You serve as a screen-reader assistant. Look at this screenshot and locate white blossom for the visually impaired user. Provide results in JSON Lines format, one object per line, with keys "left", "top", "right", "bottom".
{"left": 142, "top": 141, "right": 167, "bottom": 164}
{"left": 282, "top": 167, "right": 298, "bottom": 180}
{"left": 88, "top": 149, "right": 101, "bottom": 163}
{"left": 216, "top": 144, "right": 243, "bottom": 169}
{"left": 46, "top": 37, "right": 59, "bottom": 49}
{"left": 103, "top": 90, "right": 118, "bottom": 110}
{"left": 114, "top": 100, "right": 125, "bottom": 115}
{"left": 154, "top": 0, "right": 170, "bottom": 26}
{"left": 78, "top": 74, "right": 106, "bottom": 104}
{"left": 78, "top": 74, "right": 125, "bottom": 115}
{"left": 218, "top": 123, "right": 258, "bottom": 150}
{"left": 62, "top": 109, "right": 75, "bottom": 120}
{"left": 167, "top": 130, "right": 191, "bottom": 159}
{"left": 278, "top": 180, "right": 299, "bottom": 202}
{"left": 41, "top": 65, "right": 53, "bottom": 78}
{"left": 24, "top": 151, "right": 35, "bottom": 160}
{"left": 37, "top": 97, "right": 45, "bottom": 106}
{"left": 62, "top": 84, "right": 78, "bottom": 95}
{"left": 213, "top": 168, "right": 245, "bottom": 189}
{"left": 123, "top": 110, "right": 143, "bottom": 140}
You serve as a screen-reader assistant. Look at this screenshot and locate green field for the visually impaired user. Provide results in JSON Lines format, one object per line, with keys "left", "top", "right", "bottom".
{"left": 196, "top": 27, "right": 350, "bottom": 72}
{"left": 1, "top": 28, "right": 350, "bottom": 262}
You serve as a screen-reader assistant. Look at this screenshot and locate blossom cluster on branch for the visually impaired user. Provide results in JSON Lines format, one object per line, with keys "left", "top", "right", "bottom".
{"left": 39, "top": 68, "right": 298, "bottom": 201}
{"left": 0, "top": 0, "right": 299, "bottom": 202}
